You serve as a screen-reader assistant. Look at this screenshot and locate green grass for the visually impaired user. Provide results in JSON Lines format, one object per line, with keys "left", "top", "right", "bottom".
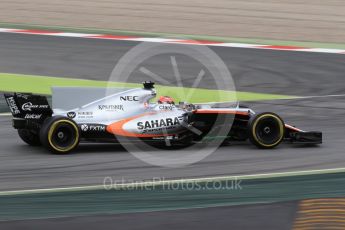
{"left": 0, "top": 73, "right": 293, "bottom": 103}
{"left": 1, "top": 22, "right": 345, "bottom": 49}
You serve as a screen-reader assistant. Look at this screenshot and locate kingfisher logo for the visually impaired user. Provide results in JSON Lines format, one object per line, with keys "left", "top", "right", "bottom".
{"left": 137, "top": 117, "right": 180, "bottom": 130}
{"left": 98, "top": 105, "right": 124, "bottom": 111}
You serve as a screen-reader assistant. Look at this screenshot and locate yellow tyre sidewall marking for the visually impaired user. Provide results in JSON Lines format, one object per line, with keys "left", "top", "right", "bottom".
{"left": 252, "top": 114, "right": 284, "bottom": 147}
{"left": 48, "top": 120, "right": 79, "bottom": 153}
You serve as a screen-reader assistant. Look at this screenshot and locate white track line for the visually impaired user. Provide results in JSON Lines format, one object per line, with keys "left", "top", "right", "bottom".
{"left": 0, "top": 112, "right": 11, "bottom": 116}
{"left": 198, "top": 93, "right": 345, "bottom": 105}
{"left": 290, "top": 94, "right": 345, "bottom": 100}
{"left": 1, "top": 28, "right": 345, "bottom": 55}
{"left": 1, "top": 167, "right": 345, "bottom": 196}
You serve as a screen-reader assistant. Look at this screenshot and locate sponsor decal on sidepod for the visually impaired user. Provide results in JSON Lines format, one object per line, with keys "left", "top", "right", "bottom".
{"left": 81, "top": 124, "right": 106, "bottom": 132}
{"left": 137, "top": 117, "right": 180, "bottom": 131}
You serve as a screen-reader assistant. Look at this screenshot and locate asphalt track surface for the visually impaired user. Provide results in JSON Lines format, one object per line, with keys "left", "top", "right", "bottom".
{"left": 0, "top": 33, "right": 344, "bottom": 228}
{"left": 0, "top": 33, "right": 345, "bottom": 190}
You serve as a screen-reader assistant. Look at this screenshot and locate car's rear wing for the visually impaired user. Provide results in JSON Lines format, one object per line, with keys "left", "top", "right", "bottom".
{"left": 3, "top": 93, "right": 52, "bottom": 128}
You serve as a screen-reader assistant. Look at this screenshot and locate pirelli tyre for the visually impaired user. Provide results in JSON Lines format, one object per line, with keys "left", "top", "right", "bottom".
{"left": 40, "top": 116, "right": 80, "bottom": 154}
{"left": 18, "top": 129, "right": 41, "bottom": 146}
{"left": 248, "top": 112, "right": 285, "bottom": 149}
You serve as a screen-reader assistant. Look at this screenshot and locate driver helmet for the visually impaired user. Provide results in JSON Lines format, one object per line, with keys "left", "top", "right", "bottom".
{"left": 158, "top": 96, "right": 175, "bottom": 104}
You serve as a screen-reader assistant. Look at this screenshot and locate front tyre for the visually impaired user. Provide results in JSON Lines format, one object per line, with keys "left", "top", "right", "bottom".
{"left": 248, "top": 112, "right": 285, "bottom": 149}
{"left": 18, "top": 129, "right": 41, "bottom": 146}
{"left": 40, "top": 116, "right": 80, "bottom": 154}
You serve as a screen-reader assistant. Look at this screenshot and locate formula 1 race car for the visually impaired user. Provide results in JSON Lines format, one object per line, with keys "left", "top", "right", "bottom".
{"left": 4, "top": 82, "right": 322, "bottom": 154}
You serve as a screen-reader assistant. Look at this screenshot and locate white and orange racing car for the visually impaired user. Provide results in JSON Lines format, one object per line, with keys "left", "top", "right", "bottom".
{"left": 4, "top": 82, "right": 322, "bottom": 154}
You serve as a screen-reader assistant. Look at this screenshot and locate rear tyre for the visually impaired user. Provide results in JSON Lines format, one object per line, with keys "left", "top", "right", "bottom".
{"left": 40, "top": 116, "right": 80, "bottom": 154}
{"left": 248, "top": 112, "right": 285, "bottom": 149}
{"left": 18, "top": 129, "right": 41, "bottom": 146}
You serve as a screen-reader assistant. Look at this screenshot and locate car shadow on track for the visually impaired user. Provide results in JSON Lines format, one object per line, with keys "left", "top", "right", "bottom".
{"left": 18, "top": 141, "right": 322, "bottom": 156}
{"left": 73, "top": 141, "right": 321, "bottom": 155}
{"left": 73, "top": 143, "right": 127, "bottom": 154}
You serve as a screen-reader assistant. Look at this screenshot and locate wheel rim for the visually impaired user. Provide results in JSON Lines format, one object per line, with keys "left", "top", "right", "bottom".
{"left": 255, "top": 116, "right": 283, "bottom": 145}
{"left": 48, "top": 120, "right": 79, "bottom": 152}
